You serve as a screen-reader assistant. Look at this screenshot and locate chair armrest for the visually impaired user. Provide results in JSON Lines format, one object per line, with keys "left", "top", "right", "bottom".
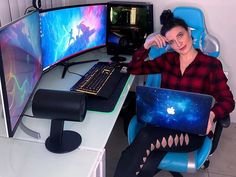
{"left": 210, "top": 115, "right": 231, "bottom": 154}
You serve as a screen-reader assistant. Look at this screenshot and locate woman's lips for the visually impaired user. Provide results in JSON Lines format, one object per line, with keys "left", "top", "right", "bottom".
{"left": 179, "top": 45, "right": 187, "bottom": 51}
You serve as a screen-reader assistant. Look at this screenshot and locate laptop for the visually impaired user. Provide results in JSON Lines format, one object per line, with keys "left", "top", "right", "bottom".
{"left": 136, "top": 86, "right": 214, "bottom": 135}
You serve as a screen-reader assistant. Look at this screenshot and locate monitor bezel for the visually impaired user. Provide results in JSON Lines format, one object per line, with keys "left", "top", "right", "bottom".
{"left": 39, "top": 3, "right": 108, "bottom": 73}
{"left": 0, "top": 10, "right": 43, "bottom": 137}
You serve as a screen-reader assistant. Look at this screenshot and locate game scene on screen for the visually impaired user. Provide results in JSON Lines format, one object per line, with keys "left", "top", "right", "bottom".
{"left": 0, "top": 11, "right": 42, "bottom": 133}
{"left": 40, "top": 4, "right": 107, "bottom": 70}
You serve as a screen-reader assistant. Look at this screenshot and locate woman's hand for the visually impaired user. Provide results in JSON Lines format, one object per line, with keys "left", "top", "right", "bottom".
{"left": 206, "top": 111, "right": 215, "bottom": 135}
{"left": 144, "top": 33, "right": 167, "bottom": 50}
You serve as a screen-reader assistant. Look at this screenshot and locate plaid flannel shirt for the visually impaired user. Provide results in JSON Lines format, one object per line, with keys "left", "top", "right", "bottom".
{"left": 128, "top": 46, "right": 235, "bottom": 119}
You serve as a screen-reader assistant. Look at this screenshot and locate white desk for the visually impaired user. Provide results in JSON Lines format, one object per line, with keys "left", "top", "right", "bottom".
{"left": 13, "top": 48, "right": 134, "bottom": 150}
{"left": 0, "top": 137, "right": 105, "bottom": 177}
{"left": 0, "top": 48, "right": 134, "bottom": 177}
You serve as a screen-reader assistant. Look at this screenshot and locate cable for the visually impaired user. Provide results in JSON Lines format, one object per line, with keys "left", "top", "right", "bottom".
{"left": 23, "top": 114, "right": 36, "bottom": 118}
{"left": 67, "top": 69, "right": 84, "bottom": 77}
{"left": 24, "top": 6, "right": 35, "bottom": 15}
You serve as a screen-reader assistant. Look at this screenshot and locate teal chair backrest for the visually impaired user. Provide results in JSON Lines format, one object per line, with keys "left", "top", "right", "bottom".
{"left": 146, "top": 6, "right": 220, "bottom": 88}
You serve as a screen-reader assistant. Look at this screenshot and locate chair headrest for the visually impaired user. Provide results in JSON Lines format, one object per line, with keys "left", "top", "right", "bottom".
{"left": 173, "top": 7, "right": 205, "bottom": 30}
{"left": 191, "top": 28, "right": 204, "bottom": 49}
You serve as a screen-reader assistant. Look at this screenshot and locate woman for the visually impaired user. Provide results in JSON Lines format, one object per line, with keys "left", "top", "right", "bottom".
{"left": 114, "top": 10, "right": 235, "bottom": 177}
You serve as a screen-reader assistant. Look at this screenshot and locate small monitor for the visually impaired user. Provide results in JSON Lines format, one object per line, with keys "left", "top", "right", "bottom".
{"left": 0, "top": 11, "right": 42, "bottom": 137}
{"left": 107, "top": 2, "right": 153, "bottom": 55}
{"left": 40, "top": 3, "right": 107, "bottom": 71}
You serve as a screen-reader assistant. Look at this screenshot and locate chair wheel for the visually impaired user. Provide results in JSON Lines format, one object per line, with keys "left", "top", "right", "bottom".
{"left": 201, "top": 159, "right": 210, "bottom": 169}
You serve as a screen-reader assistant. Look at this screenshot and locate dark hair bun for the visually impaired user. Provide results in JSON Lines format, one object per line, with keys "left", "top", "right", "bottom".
{"left": 160, "top": 10, "right": 174, "bottom": 25}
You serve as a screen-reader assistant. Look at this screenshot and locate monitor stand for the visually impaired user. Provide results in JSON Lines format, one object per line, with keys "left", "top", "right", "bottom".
{"left": 110, "top": 47, "right": 126, "bottom": 62}
{"left": 110, "top": 54, "right": 126, "bottom": 62}
{"left": 60, "top": 59, "right": 99, "bottom": 78}
{"left": 19, "top": 121, "right": 41, "bottom": 139}
{"left": 17, "top": 99, "right": 41, "bottom": 139}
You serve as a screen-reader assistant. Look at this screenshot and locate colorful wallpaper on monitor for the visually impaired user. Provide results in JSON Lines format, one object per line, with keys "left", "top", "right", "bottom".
{"left": 0, "top": 11, "right": 42, "bottom": 133}
{"left": 40, "top": 4, "right": 107, "bottom": 70}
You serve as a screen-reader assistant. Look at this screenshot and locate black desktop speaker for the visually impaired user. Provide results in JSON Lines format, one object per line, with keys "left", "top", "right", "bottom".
{"left": 32, "top": 89, "right": 87, "bottom": 122}
{"left": 32, "top": 89, "right": 87, "bottom": 153}
{"left": 107, "top": 1, "right": 153, "bottom": 55}
{"left": 32, "top": 0, "right": 41, "bottom": 9}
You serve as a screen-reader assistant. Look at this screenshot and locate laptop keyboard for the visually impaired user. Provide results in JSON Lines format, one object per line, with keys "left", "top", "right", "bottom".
{"left": 70, "top": 62, "right": 127, "bottom": 99}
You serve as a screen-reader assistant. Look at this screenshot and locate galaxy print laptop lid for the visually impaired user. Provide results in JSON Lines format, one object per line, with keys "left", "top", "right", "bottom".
{"left": 136, "top": 86, "right": 214, "bottom": 135}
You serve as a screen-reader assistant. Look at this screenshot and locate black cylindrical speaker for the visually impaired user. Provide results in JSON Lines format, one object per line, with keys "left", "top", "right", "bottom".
{"left": 32, "top": 89, "right": 87, "bottom": 122}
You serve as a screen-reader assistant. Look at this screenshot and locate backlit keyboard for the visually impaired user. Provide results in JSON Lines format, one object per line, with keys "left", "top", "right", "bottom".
{"left": 70, "top": 62, "right": 127, "bottom": 99}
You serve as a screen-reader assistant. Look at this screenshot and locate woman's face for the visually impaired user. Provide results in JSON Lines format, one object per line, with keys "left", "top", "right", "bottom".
{"left": 165, "top": 26, "right": 193, "bottom": 55}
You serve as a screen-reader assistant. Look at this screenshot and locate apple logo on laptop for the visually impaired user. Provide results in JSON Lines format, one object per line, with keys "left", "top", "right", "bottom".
{"left": 167, "top": 107, "right": 175, "bottom": 115}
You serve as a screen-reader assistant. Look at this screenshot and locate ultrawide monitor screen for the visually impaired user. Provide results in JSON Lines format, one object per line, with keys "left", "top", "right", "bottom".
{"left": 40, "top": 4, "right": 107, "bottom": 70}
{"left": 0, "top": 11, "right": 42, "bottom": 137}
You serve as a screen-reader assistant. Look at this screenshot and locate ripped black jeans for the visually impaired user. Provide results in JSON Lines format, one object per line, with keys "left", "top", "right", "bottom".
{"left": 114, "top": 126, "right": 205, "bottom": 177}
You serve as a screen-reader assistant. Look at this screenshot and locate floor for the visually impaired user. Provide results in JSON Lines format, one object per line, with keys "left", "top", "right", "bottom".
{"left": 105, "top": 116, "right": 236, "bottom": 177}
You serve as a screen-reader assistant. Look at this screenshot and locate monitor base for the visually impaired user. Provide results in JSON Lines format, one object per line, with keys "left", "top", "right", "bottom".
{"left": 19, "top": 121, "right": 41, "bottom": 139}
{"left": 110, "top": 55, "right": 126, "bottom": 62}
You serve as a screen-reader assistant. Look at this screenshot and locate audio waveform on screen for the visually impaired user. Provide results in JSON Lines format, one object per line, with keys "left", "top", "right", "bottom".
{"left": 0, "top": 12, "right": 42, "bottom": 131}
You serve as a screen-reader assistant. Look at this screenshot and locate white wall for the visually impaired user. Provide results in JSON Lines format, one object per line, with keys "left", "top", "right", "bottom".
{"left": 0, "top": 0, "right": 87, "bottom": 25}
{"left": 0, "top": 0, "right": 11, "bottom": 26}
{"left": 1, "top": 0, "right": 236, "bottom": 121}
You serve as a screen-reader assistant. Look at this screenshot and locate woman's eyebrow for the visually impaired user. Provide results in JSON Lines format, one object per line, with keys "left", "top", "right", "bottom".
{"left": 176, "top": 31, "right": 184, "bottom": 37}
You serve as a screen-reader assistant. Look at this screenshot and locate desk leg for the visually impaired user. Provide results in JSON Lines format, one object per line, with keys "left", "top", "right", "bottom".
{"left": 91, "top": 149, "right": 105, "bottom": 177}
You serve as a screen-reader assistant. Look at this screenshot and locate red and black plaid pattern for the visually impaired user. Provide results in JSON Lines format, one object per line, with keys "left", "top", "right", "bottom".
{"left": 128, "top": 46, "right": 235, "bottom": 119}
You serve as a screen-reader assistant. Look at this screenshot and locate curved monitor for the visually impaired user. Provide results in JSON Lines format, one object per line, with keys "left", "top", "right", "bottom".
{"left": 0, "top": 11, "right": 42, "bottom": 137}
{"left": 40, "top": 3, "right": 107, "bottom": 71}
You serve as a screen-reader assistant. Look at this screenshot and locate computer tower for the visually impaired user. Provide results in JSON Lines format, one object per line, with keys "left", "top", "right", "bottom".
{"left": 107, "top": 1, "right": 153, "bottom": 55}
